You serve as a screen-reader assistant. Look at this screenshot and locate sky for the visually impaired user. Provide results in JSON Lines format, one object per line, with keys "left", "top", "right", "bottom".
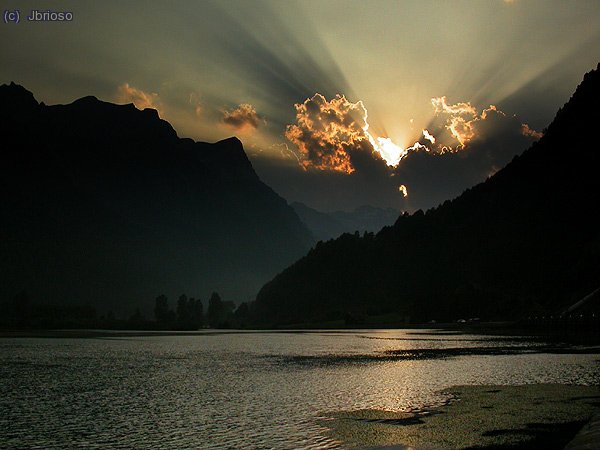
{"left": 2, "top": 0, "right": 599, "bottom": 211}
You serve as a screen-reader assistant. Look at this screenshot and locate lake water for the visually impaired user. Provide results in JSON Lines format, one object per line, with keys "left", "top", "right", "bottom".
{"left": 1, "top": 330, "right": 599, "bottom": 448}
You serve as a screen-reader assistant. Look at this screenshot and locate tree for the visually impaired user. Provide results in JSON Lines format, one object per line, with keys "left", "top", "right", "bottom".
{"left": 234, "top": 302, "right": 250, "bottom": 328}
{"left": 207, "top": 292, "right": 224, "bottom": 328}
{"left": 130, "top": 308, "right": 143, "bottom": 321}
{"left": 12, "top": 290, "right": 31, "bottom": 327}
{"left": 154, "top": 294, "right": 169, "bottom": 324}
{"left": 190, "top": 297, "right": 203, "bottom": 328}
{"left": 176, "top": 294, "right": 189, "bottom": 326}
{"left": 128, "top": 308, "right": 144, "bottom": 328}
{"left": 235, "top": 302, "right": 249, "bottom": 318}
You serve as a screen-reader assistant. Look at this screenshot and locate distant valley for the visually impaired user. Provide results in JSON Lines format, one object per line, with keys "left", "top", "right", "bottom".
{"left": 292, "top": 202, "right": 400, "bottom": 242}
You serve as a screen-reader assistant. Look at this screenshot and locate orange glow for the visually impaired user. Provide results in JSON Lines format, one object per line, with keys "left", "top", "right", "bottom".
{"left": 286, "top": 93, "right": 424, "bottom": 169}
{"left": 222, "top": 103, "right": 261, "bottom": 132}
{"left": 521, "top": 123, "right": 543, "bottom": 139}
{"left": 286, "top": 93, "right": 436, "bottom": 172}
{"left": 117, "top": 83, "right": 160, "bottom": 112}
{"left": 431, "top": 96, "right": 477, "bottom": 117}
{"left": 431, "top": 96, "right": 478, "bottom": 146}
{"left": 447, "top": 116, "right": 475, "bottom": 146}
{"left": 287, "top": 92, "right": 542, "bottom": 174}
{"left": 285, "top": 93, "right": 372, "bottom": 174}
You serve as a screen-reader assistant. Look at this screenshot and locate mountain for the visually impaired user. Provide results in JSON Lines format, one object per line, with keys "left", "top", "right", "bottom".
{"left": 291, "top": 202, "right": 400, "bottom": 242}
{"left": 0, "top": 83, "right": 313, "bottom": 314}
{"left": 253, "top": 64, "right": 600, "bottom": 326}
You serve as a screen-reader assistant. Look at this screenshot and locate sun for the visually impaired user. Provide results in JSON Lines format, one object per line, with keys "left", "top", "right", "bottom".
{"left": 373, "top": 136, "right": 406, "bottom": 166}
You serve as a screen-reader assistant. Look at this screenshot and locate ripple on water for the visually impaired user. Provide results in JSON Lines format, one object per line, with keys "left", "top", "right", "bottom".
{"left": 0, "top": 331, "right": 599, "bottom": 448}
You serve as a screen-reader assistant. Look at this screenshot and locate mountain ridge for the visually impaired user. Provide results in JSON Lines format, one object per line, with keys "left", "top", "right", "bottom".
{"left": 252, "top": 63, "right": 600, "bottom": 326}
{"left": 291, "top": 202, "right": 400, "bottom": 242}
{"left": 0, "top": 83, "right": 313, "bottom": 313}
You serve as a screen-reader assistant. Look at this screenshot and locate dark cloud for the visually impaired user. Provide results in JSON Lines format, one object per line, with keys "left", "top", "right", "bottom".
{"left": 276, "top": 92, "right": 411, "bottom": 210}
{"left": 393, "top": 104, "right": 541, "bottom": 209}
{"left": 266, "top": 94, "right": 542, "bottom": 212}
{"left": 252, "top": 155, "right": 404, "bottom": 212}
{"left": 222, "top": 103, "right": 262, "bottom": 131}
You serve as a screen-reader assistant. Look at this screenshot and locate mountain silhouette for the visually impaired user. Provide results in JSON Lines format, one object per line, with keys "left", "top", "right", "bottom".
{"left": 291, "top": 202, "right": 400, "bottom": 242}
{"left": 0, "top": 83, "right": 313, "bottom": 313}
{"left": 253, "top": 64, "right": 600, "bottom": 326}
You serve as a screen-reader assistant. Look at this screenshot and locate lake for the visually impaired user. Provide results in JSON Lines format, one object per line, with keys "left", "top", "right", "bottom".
{"left": 1, "top": 330, "right": 599, "bottom": 448}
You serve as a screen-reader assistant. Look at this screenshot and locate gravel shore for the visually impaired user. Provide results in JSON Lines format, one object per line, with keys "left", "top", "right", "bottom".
{"left": 323, "top": 384, "right": 600, "bottom": 449}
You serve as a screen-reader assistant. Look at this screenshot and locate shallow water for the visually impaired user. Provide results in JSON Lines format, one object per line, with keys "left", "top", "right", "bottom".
{"left": 1, "top": 330, "right": 599, "bottom": 448}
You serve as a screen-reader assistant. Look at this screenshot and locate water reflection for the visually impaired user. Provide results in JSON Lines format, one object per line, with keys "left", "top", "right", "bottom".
{"left": 0, "top": 330, "right": 598, "bottom": 448}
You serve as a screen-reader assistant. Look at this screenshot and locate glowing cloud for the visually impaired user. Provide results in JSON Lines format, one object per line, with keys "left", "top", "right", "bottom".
{"left": 422, "top": 129, "right": 436, "bottom": 144}
{"left": 480, "top": 104, "right": 500, "bottom": 119}
{"left": 430, "top": 97, "right": 543, "bottom": 149}
{"left": 285, "top": 93, "right": 370, "bottom": 173}
{"left": 431, "top": 96, "right": 479, "bottom": 146}
{"left": 431, "top": 96, "right": 477, "bottom": 117}
{"left": 521, "top": 123, "right": 543, "bottom": 139}
{"left": 284, "top": 90, "right": 544, "bottom": 213}
{"left": 285, "top": 93, "right": 424, "bottom": 173}
{"left": 117, "top": 83, "right": 160, "bottom": 111}
{"left": 222, "top": 103, "right": 262, "bottom": 131}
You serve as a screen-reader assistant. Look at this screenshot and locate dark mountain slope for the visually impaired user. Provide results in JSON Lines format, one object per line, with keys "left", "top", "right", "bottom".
{"left": 253, "top": 64, "right": 600, "bottom": 325}
{"left": 0, "top": 83, "right": 313, "bottom": 312}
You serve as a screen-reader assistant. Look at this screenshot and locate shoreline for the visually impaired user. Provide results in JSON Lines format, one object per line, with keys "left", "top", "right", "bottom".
{"left": 2, "top": 330, "right": 598, "bottom": 448}
{"left": 323, "top": 384, "right": 600, "bottom": 449}
{"left": 2, "top": 327, "right": 600, "bottom": 350}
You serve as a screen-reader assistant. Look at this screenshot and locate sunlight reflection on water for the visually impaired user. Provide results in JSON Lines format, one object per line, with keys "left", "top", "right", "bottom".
{"left": 1, "top": 330, "right": 599, "bottom": 448}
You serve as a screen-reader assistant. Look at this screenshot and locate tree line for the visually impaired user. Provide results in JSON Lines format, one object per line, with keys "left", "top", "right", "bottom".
{"left": 153, "top": 292, "right": 250, "bottom": 330}
{"left": 0, "top": 291, "right": 252, "bottom": 330}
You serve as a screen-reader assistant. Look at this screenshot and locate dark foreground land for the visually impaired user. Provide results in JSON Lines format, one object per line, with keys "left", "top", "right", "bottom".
{"left": 324, "top": 384, "right": 600, "bottom": 449}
